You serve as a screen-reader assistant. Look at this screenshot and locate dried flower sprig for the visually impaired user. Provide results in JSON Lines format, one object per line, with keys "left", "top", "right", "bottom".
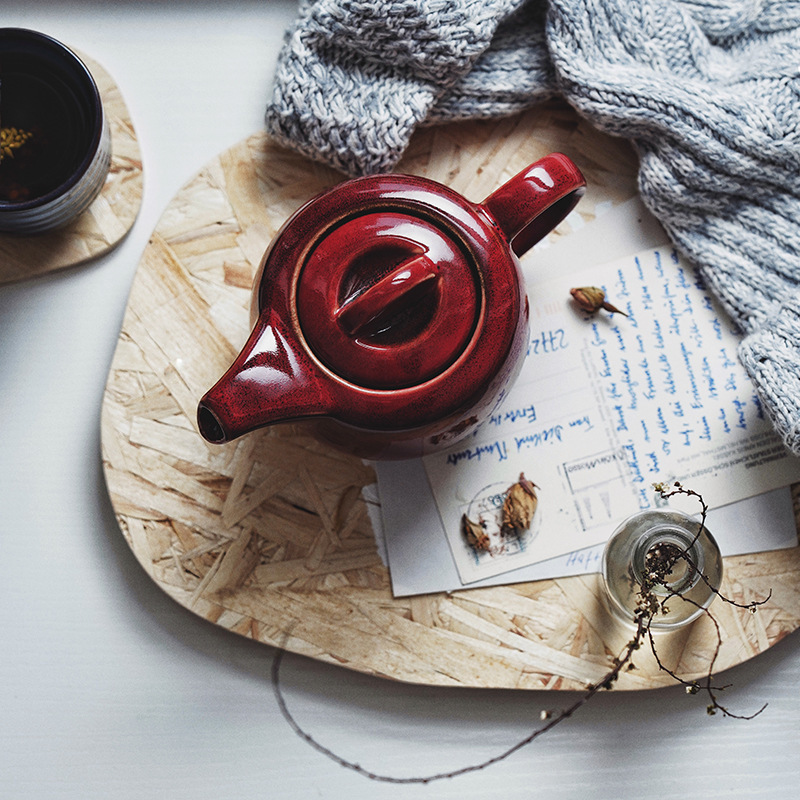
{"left": 639, "top": 480, "right": 771, "bottom": 717}
{"left": 652, "top": 481, "right": 770, "bottom": 619}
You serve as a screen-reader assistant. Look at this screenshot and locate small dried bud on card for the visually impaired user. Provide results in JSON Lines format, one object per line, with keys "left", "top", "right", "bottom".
{"left": 502, "top": 473, "right": 538, "bottom": 534}
{"left": 461, "top": 513, "right": 490, "bottom": 552}
{"left": 570, "top": 286, "right": 627, "bottom": 316}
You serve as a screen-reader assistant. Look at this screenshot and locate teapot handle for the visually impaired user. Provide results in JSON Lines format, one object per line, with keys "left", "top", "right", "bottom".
{"left": 482, "top": 153, "right": 586, "bottom": 257}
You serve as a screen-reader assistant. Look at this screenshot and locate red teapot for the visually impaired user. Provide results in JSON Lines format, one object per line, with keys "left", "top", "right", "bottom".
{"left": 197, "top": 154, "right": 585, "bottom": 459}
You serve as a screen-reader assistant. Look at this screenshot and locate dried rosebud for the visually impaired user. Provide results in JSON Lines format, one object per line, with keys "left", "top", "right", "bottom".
{"left": 502, "top": 473, "right": 538, "bottom": 534}
{"left": 570, "top": 286, "right": 627, "bottom": 317}
{"left": 461, "top": 514, "right": 490, "bottom": 552}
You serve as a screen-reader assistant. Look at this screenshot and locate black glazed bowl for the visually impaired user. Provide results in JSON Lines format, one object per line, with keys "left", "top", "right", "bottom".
{"left": 0, "top": 28, "right": 111, "bottom": 234}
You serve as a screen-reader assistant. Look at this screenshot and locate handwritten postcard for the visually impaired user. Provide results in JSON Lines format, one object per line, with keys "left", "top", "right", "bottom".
{"left": 421, "top": 246, "right": 800, "bottom": 585}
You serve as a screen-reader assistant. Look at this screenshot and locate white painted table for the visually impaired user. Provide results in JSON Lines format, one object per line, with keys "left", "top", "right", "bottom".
{"left": 2, "top": 3, "right": 798, "bottom": 798}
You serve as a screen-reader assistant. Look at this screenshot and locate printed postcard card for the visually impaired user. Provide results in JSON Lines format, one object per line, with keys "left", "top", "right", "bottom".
{"left": 422, "top": 246, "right": 800, "bottom": 585}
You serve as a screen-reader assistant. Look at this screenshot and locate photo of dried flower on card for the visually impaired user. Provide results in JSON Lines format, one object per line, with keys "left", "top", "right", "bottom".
{"left": 459, "top": 474, "right": 543, "bottom": 570}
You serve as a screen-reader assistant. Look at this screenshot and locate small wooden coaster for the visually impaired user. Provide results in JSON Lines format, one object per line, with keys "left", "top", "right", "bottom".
{"left": 0, "top": 51, "right": 144, "bottom": 285}
{"left": 101, "top": 103, "right": 800, "bottom": 691}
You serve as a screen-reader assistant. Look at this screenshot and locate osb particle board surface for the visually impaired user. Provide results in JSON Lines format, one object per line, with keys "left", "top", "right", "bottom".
{"left": 0, "top": 51, "right": 144, "bottom": 285}
{"left": 100, "top": 104, "right": 800, "bottom": 691}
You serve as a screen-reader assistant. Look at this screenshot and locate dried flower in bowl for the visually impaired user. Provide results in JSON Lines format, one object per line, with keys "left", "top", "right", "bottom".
{"left": 0, "top": 126, "right": 34, "bottom": 161}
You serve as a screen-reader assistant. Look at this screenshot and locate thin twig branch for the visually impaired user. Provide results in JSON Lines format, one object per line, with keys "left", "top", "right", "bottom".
{"left": 271, "top": 481, "right": 771, "bottom": 783}
{"left": 271, "top": 621, "right": 646, "bottom": 785}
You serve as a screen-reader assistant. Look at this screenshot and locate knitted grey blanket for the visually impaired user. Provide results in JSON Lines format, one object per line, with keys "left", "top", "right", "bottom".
{"left": 265, "top": 0, "right": 800, "bottom": 456}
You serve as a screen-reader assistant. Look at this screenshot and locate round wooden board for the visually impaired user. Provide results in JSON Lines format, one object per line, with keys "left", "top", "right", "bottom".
{"left": 0, "top": 51, "right": 144, "bottom": 285}
{"left": 101, "top": 103, "right": 800, "bottom": 691}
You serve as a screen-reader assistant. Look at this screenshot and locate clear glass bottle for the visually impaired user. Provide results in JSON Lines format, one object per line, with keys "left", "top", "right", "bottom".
{"left": 601, "top": 508, "right": 723, "bottom": 630}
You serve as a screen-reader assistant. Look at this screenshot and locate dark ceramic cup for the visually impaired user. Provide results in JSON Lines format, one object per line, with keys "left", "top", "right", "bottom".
{"left": 0, "top": 28, "right": 111, "bottom": 234}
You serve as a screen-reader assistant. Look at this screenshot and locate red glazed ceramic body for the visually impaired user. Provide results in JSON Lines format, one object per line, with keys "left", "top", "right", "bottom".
{"left": 197, "top": 154, "right": 586, "bottom": 459}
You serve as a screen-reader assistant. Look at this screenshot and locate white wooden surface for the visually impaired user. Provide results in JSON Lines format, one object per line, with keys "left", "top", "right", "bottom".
{"left": 1, "top": 3, "right": 798, "bottom": 798}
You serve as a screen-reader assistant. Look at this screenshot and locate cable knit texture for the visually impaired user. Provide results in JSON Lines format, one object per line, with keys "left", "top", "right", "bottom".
{"left": 265, "top": 0, "right": 800, "bottom": 454}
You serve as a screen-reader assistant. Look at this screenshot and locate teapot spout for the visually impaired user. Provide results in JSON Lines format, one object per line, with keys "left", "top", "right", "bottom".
{"left": 197, "top": 314, "right": 330, "bottom": 444}
{"left": 196, "top": 402, "right": 230, "bottom": 444}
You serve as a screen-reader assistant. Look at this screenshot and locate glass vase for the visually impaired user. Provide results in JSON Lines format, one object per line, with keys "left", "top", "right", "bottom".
{"left": 601, "top": 508, "right": 723, "bottom": 630}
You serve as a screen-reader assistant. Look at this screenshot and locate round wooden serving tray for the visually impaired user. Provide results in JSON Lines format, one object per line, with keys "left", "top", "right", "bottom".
{"left": 0, "top": 51, "right": 144, "bottom": 285}
{"left": 101, "top": 104, "right": 800, "bottom": 691}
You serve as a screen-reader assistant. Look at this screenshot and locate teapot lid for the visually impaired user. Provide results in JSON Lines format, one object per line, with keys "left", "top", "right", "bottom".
{"left": 296, "top": 210, "right": 480, "bottom": 389}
